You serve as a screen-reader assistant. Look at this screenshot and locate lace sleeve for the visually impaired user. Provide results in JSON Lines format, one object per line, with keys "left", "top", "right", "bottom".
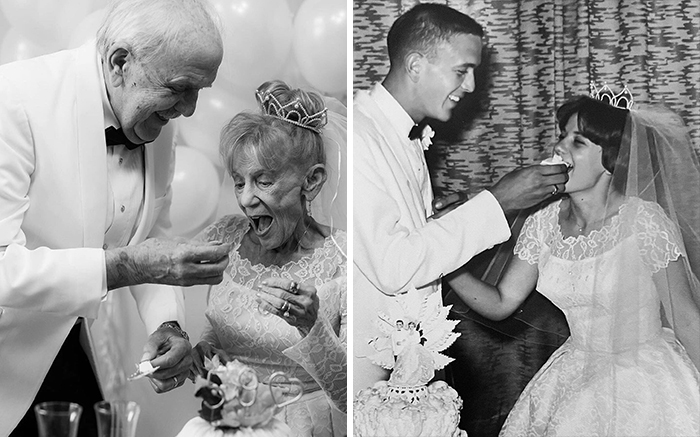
{"left": 634, "top": 200, "right": 683, "bottom": 273}
{"left": 513, "top": 211, "right": 543, "bottom": 265}
{"left": 283, "top": 276, "right": 347, "bottom": 413}
{"left": 199, "top": 316, "right": 220, "bottom": 348}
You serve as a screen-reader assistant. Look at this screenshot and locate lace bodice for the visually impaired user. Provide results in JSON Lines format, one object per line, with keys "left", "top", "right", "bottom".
{"left": 514, "top": 197, "right": 682, "bottom": 353}
{"left": 199, "top": 215, "right": 347, "bottom": 414}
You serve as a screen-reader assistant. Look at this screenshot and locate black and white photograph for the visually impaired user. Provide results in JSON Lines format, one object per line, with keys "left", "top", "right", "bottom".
{"left": 352, "top": 1, "right": 700, "bottom": 436}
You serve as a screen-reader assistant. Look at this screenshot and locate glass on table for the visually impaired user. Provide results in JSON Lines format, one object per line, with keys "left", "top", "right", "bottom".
{"left": 94, "top": 400, "right": 140, "bottom": 437}
{"left": 34, "top": 401, "right": 82, "bottom": 437}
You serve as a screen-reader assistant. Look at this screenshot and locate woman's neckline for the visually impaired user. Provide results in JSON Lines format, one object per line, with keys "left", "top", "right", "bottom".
{"left": 555, "top": 196, "right": 629, "bottom": 242}
{"left": 235, "top": 223, "right": 339, "bottom": 270}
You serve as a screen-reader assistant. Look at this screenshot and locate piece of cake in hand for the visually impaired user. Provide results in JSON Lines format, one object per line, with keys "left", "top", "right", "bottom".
{"left": 354, "top": 291, "right": 468, "bottom": 437}
{"left": 540, "top": 154, "right": 573, "bottom": 170}
{"left": 176, "top": 357, "right": 302, "bottom": 437}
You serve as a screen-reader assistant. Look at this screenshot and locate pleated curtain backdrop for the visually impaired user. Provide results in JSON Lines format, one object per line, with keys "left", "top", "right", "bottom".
{"left": 353, "top": 0, "right": 700, "bottom": 199}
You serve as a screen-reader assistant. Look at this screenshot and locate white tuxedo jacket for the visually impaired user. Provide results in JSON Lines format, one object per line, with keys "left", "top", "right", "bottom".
{"left": 0, "top": 42, "right": 183, "bottom": 435}
{"left": 353, "top": 85, "right": 511, "bottom": 391}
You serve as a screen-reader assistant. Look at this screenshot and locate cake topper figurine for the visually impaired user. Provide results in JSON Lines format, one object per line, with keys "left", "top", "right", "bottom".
{"left": 356, "top": 291, "right": 467, "bottom": 436}
{"left": 367, "top": 291, "right": 460, "bottom": 387}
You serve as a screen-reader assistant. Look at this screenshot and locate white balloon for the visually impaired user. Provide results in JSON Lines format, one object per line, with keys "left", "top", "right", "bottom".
{"left": 210, "top": 0, "right": 294, "bottom": 90}
{"left": 177, "top": 84, "right": 256, "bottom": 169}
{"left": 68, "top": 8, "right": 108, "bottom": 49}
{"left": 0, "top": 0, "right": 92, "bottom": 50}
{"left": 292, "top": 0, "right": 347, "bottom": 94}
{"left": 0, "top": 26, "right": 53, "bottom": 65}
{"left": 170, "top": 146, "right": 221, "bottom": 237}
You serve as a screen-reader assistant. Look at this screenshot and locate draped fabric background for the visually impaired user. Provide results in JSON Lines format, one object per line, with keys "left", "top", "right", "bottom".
{"left": 354, "top": 1, "right": 700, "bottom": 436}
{"left": 354, "top": 0, "right": 700, "bottom": 199}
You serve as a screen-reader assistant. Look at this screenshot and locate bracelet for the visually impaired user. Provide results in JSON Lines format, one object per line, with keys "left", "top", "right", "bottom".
{"left": 158, "top": 321, "right": 189, "bottom": 342}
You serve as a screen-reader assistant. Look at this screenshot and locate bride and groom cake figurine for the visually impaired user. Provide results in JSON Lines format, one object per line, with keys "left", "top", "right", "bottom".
{"left": 355, "top": 292, "right": 468, "bottom": 437}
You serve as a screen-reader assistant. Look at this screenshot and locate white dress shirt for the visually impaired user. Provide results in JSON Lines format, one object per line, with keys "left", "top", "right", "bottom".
{"left": 97, "top": 55, "right": 144, "bottom": 250}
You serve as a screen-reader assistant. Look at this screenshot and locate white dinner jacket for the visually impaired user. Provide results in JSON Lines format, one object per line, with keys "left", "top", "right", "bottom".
{"left": 0, "top": 41, "right": 183, "bottom": 435}
{"left": 352, "top": 85, "right": 511, "bottom": 391}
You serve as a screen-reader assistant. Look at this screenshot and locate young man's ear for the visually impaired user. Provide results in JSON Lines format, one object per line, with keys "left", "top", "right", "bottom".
{"left": 302, "top": 164, "right": 328, "bottom": 201}
{"left": 405, "top": 52, "right": 425, "bottom": 83}
{"left": 104, "top": 46, "right": 130, "bottom": 87}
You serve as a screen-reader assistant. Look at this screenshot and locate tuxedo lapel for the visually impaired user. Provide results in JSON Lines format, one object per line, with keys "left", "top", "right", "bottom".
{"left": 360, "top": 93, "right": 427, "bottom": 224}
{"left": 74, "top": 41, "right": 107, "bottom": 249}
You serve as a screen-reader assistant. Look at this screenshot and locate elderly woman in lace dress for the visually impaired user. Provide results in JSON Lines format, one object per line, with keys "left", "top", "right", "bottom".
{"left": 189, "top": 80, "right": 347, "bottom": 437}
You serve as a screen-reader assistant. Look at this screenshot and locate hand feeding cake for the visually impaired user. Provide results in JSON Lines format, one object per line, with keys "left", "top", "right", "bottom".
{"left": 176, "top": 357, "right": 302, "bottom": 437}
{"left": 540, "top": 154, "right": 573, "bottom": 170}
{"left": 354, "top": 292, "right": 468, "bottom": 437}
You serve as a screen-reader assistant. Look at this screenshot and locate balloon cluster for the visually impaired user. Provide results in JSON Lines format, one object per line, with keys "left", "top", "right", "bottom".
{"left": 0, "top": 0, "right": 346, "bottom": 237}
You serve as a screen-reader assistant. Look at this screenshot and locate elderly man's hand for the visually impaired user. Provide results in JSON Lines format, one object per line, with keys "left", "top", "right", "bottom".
{"left": 106, "top": 238, "right": 232, "bottom": 289}
{"left": 141, "top": 322, "right": 193, "bottom": 393}
{"left": 489, "top": 164, "right": 569, "bottom": 215}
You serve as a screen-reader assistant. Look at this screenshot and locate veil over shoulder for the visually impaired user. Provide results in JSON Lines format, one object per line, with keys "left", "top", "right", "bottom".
{"left": 610, "top": 105, "right": 700, "bottom": 369}
{"left": 311, "top": 97, "right": 347, "bottom": 231}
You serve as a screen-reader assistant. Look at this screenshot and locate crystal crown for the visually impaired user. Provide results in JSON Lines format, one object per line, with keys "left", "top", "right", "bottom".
{"left": 256, "top": 89, "right": 328, "bottom": 134}
{"left": 590, "top": 82, "right": 634, "bottom": 110}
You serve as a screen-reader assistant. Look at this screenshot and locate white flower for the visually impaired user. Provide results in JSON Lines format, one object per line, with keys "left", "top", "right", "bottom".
{"left": 420, "top": 125, "right": 435, "bottom": 151}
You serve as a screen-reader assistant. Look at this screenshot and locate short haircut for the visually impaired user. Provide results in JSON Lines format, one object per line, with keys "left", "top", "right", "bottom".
{"left": 556, "top": 96, "right": 630, "bottom": 173}
{"left": 96, "top": 0, "right": 222, "bottom": 65}
{"left": 387, "top": 3, "right": 483, "bottom": 65}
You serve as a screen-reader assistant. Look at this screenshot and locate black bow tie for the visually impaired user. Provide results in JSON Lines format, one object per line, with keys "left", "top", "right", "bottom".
{"left": 408, "top": 124, "right": 423, "bottom": 140}
{"left": 105, "top": 126, "right": 144, "bottom": 150}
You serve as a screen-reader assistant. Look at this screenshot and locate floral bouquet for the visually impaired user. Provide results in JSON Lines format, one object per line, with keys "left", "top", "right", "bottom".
{"left": 194, "top": 356, "right": 303, "bottom": 430}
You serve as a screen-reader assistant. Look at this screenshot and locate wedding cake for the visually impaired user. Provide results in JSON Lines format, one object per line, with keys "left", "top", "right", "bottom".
{"left": 176, "top": 357, "right": 302, "bottom": 437}
{"left": 354, "top": 292, "right": 467, "bottom": 437}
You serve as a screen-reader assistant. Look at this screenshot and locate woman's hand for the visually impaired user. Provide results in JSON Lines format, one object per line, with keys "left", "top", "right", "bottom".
{"left": 189, "top": 341, "right": 231, "bottom": 380}
{"left": 257, "top": 278, "right": 319, "bottom": 337}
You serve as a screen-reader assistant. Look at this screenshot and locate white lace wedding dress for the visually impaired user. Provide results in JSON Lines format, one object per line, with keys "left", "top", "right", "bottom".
{"left": 500, "top": 197, "right": 700, "bottom": 436}
{"left": 199, "top": 215, "right": 347, "bottom": 437}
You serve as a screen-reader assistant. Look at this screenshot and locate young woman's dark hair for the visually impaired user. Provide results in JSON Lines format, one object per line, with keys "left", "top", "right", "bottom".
{"left": 556, "top": 96, "right": 630, "bottom": 173}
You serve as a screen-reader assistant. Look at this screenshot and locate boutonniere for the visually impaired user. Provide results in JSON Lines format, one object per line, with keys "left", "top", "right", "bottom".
{"left": 420, "top": 125, "right": 435, "bottom": 151}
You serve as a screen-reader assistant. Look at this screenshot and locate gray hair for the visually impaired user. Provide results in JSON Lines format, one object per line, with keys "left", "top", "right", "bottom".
{"left": 96, "top": 0, "right": 222, "bottom": 64}
{"left": 220, "top": 81, "right": 326, "bottom": 178}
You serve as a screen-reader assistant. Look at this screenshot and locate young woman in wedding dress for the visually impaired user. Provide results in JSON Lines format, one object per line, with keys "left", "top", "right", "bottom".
{"left": 447, "top": 95, "right": 700, "bottom": 436}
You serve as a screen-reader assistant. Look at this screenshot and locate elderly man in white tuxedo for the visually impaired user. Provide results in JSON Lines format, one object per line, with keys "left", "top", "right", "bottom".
{"left": 0, "top": 1, "right": 230, "bottom": 435}
{"left": 353, "top": 4, "right": 570, "bottom": 392}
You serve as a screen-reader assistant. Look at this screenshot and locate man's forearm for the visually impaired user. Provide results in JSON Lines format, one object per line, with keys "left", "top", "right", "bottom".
{"left": 105, "top": 245, "right": 170, "bottom": 290}
{"left": 106, "top": 246, "right": 143, "bottom": 290}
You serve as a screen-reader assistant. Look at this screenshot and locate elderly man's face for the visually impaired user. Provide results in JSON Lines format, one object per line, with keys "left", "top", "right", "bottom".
{"left": 107, "top": 33, "right": 223, "bottom": 144}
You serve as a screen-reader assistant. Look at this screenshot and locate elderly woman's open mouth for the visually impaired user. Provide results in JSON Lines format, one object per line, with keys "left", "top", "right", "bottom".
{"left": 250, "top": 215, "right": 273, "bottom": 234}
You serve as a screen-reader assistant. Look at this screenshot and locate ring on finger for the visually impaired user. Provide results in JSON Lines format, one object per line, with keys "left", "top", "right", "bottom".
{"left": 551, "top": 185, "right": 559, "bottom": 196}
{"left": 173, "top": 376, "right": 178, "bottom": 386}
{"left": 284, "top": 309, "right": 291, "bottom": 318}
{"left": 289, "top": 281, "right": 299, "bottom": 294}
{"left": 281, "top": 300, "right": 289, "bottom": 312}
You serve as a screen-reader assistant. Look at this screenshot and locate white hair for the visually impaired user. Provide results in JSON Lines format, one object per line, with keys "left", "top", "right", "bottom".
{"left": 96, "top": 0, "right": 222, "bottom": 64}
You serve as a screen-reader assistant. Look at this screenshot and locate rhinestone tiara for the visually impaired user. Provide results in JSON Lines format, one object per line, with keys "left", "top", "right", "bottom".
{"left": 255, "top": 89, "right": 328, "bottom": 134}
{"left": 589, "top": 82, "right": 634, "bottom": 110}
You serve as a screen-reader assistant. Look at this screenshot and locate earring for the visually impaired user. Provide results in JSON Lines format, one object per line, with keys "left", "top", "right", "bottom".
{"left": 307, "top": 199, "right": 312, "bottom": 217}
